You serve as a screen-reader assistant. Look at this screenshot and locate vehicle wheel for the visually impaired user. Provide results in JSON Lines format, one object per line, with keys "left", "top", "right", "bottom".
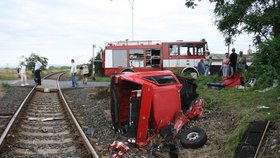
{"left": 182, "top": 69, "right": 198, "bottom": 79}
{"left": 179, "top": 126, "right": 207, "bottom": 149}
{"left": 121, "top": 69, "right": 134, "bottom": 73}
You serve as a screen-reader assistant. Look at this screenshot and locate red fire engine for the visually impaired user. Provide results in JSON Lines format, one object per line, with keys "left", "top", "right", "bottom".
{"left": 102, "top": 39, "right": 208, "bottom": 77}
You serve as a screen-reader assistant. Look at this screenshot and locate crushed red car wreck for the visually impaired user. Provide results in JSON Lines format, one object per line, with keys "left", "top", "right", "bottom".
{"left": 207, "top": 73, "right": 244, "bottom": 90}
{"left": 109, "top": 70, "right": 207, "bottom": 156}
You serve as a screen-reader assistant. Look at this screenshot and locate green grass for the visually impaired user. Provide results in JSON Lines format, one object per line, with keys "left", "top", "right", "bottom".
{"left": 0, "top": 83, "right": 11, "bottom": 89}
{"left": 95, "top": 76, "right": 110, "bottom": 82}
{"left": 196, "top": 75, "right": 280, "bottom": 156}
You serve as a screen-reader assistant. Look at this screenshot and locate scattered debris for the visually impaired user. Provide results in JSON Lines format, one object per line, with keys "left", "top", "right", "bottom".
{"left": 246, "top": 78, "right": 256, "bottom": 88}
{"left": 257, "top": 79, "right": 279, "bottom": 93}
{"left": 236, "top": 85, "right": 245, "bottom": 90}
{"left": 257, "top": 106, "right": 270, "bottom": 109}
{"left": 41, "top": 127, "right": 48, "bottom": 133}
{"left": 86, "top": 127, "right": 95, "bottom": 137}
{"left": 108, "top": 140, "right": 130, "bottom": 158}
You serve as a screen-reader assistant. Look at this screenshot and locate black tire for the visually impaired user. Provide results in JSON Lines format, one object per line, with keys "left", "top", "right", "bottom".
{"left": 121, "top": 69, "right": 134, "bottom": 73}
{"left": 179, "top": 126, "right": 207, "bottom": 149}
{"left": 182, "top": 69, "right": 198, "bottom": 79}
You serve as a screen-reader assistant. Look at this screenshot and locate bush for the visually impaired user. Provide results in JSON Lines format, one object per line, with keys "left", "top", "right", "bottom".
{"left": 250, "top": 37, "right": 280, "bottom": 89}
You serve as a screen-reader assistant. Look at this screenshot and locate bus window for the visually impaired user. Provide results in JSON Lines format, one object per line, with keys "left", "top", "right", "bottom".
{"left": 180, "top": 43, "right": 193, "bottom": 56}
{"left": 146, "top": 49, "right": 152, "bottom": 67}
{"left": 169, "top": 44, "right": 178, "bottom": 56}
{"left": 195, "top": 45, "right": 204, "bottom": 55}
{"left": 146, "top": 49, "right": 160, "bottom": 67}
{"left": 112, "top": 49, "right": 127, "bottom": 67}
{"left": 129, "top": 49, "right": 144, "bottom": 67}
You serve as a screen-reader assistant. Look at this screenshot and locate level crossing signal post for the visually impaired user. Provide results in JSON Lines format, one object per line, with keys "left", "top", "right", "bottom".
{"left": 92, "top": 44, "right": 96, "bottom": 81}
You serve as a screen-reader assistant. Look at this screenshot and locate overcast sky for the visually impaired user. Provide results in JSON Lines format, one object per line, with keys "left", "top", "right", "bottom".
{"left": 0, "top": 0, "right": 253, "bottom": 68}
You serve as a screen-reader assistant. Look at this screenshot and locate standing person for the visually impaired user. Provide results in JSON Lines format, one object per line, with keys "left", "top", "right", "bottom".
{"left": 19, "top": 61, "right": 29, "bottom": 86}
{"left": 204, "top": 51, "right": 212, "bottom": 76}
{"left": 34, "top": 57, "right": 42, "bottom": 85}
{"left": 238, "top": 51, "right": 247, "bottom": 72}
{"left": 221, "top": 53, "right": 230, "bottom": 77}
{"left": 247, "top": 45, "right": 253, "bottom": 55}
{"left": 81, "top": 64, "right": 89, "bottom": 84}
{"left": 71, "top": 59, "right": 78, "bottom": 87}
{"left": 229, "top": 48, "right": 237, "bottom": 74}
{"left": 197, "top": 59, "right": 205, "bottom": 76}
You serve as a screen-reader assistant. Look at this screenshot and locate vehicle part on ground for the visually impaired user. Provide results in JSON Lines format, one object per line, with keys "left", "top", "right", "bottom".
{"left": 207, "top": 73, "right": 244, "bottom": 90}
{"left": 108, "top": 140, "right": 130, "bottom": 158}
{"left": 110, "top": 70, "right": 206, "bottom": 150}
{"left": 179, "top": 126, "right": 207, "bottom": 149}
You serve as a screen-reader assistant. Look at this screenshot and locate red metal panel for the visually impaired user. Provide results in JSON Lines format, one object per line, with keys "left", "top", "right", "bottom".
{"left": 223, "top": 73, "right": 243, "bottom": 88}
{"left": 136, "top": 83, "right": 153, "bottom": 147}
{"left": 151, "top": 85, "right": 181, "bottom": 129}
{"left": 103, "top": 40, "right": 207, "bottom": 76}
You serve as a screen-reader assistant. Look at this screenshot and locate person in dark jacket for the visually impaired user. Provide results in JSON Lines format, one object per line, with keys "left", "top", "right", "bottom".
{"left": 197, "top": 59, "right": 205, "bottom": 75}
{"left": 229, "top": 48, "right": 237, "bottom": 74}
{"left": 34, "top": 57, "right": 42, "bottom": 85}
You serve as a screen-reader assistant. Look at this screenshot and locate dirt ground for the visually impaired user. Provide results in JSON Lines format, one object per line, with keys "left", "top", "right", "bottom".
{"left": 0, "top": 86, "right": 279, "bottom": 157}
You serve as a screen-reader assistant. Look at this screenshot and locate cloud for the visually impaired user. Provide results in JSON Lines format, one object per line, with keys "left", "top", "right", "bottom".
{"left": 0, "top": 0, "right": 253, "bottom": 68}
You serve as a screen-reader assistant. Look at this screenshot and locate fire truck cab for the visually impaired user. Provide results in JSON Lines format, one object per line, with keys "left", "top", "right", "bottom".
{"left": 102, "top": 39, "right": 208, "bottom": 78}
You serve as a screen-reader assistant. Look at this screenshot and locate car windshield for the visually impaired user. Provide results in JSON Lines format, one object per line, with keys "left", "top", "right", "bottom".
{"left": 143, "top": 75, "right": 177, "bottom": 85}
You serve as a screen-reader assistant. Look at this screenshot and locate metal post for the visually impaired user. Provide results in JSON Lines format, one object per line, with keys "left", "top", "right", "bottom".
{"left": 110, "top": 0, "right": 135, "bottom": 40}
{"left": 92, "top": 44, "right": 96, "bottom": 81}
{"left": 128, "top": 0, "right": 134, "bottom": 40}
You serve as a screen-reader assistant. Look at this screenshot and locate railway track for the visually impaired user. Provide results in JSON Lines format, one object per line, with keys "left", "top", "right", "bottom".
{"left": 0, "top": 72, "right": 99, "bottom": 157}
{"left": 235, "top": 121, "right": 270, "bottom": 158}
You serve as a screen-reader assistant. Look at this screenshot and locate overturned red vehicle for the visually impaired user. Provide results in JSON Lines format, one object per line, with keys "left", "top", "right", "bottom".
{"left": 110, "top": 70, "right": 207, "bottom": 149}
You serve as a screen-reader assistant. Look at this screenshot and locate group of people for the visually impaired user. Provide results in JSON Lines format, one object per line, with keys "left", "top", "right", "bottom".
{"left": 18, "top": 57, "right": 89, "bottom": 88}
{"left": 18, "top": 57, "right": 42, "bottom": 86}
{"left": 197, "top": 48, "right": 247, "bottom": 77}
{"left": 221, "top": 48, "right": 247, "bottom": 78}
{"left": 70, "top": 59, "right": 89, "bottom": 87}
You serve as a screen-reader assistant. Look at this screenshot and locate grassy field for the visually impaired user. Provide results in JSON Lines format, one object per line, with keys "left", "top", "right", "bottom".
{"left": 0, "top": 68, "right": 62, "bottom": 79}
{"left": 196, "top": 75, "right": 280, "bottom": 156}
{"left": 0, "top": 69, "right": 29, "bottom": 80}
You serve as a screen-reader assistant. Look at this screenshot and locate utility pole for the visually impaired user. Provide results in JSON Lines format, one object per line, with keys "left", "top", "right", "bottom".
{"left": 128, "top": 0, "right": 134, "bottom": 40}
{"left": 110, "top": 0, "right": 135, "bottom": 40}
{"left": 92, "top": 44, "right": 96, "bottom": 81}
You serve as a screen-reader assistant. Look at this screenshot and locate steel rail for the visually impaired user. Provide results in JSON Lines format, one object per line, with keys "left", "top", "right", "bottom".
{"left": 0, "top": 86, "right": 36, "bottom": 147}
{"left": 254, "top": 120, "right": 270, "bottom": 158}
{"left": 0, "top": 71, "right": 58, "bottom": 147}
{"left": 56, "top": 73, "right": 100, "bottom": 158}
{"left": 43, "top": 71, "right": 67, "bottom": 80}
